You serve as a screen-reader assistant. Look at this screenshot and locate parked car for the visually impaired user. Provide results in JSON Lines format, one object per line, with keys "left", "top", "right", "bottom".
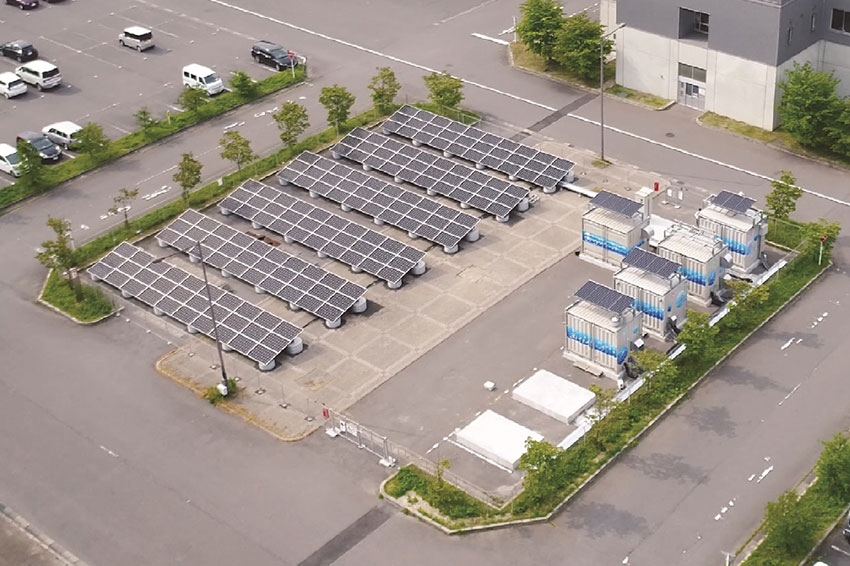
{"left": 15, "top": 60, "right": 61, "bottom": 91}
{"left": 119, "top": 26, "right": 155, "bottom": 51}
{"left": 182, "top": 64, "right": 223, "bottom": 95}
{"left": 843, "top": 509, "right": 850, "bottom": 543}
{"left": 17, "top": 131, "right": 61, "bottom": 162}
{"left": 0, "top": 71, "right": 27, "bottom": 99}
{"left": 0, "top": 143, "right": 21, "bottom": 177}
{"left": 1, "top": 40, "right": 38, "bottom": 62}
{"left": 42, "top": 121, "right": 82, "bottom": 150}
{"left": 251, "top": 41, "right": 297, "bottom": 71}
{"left": 4, "top": 0, "right": 39, "bottom": 9}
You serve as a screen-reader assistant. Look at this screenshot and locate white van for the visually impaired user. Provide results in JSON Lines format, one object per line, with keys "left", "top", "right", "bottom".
{"left": 0, "top": 143, "right": 21, "bottom": 177}
{"left": 42, "top": 121, "right": 82, "bottom": 150}
{"left": 15, "top": 60, "right": 62, "bottom": 91}
{"left": 119, "top": 26, "right": 155, "bottom": 52}
{"left": 182, "top": 64, "right": 223, "bottom": 95}
{"left": 0, "top": 71, "right": 27, "bottom": 99}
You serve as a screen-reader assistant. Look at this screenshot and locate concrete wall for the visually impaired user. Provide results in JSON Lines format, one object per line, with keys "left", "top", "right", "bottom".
{"left": 822, "top": 40, "right": 850, "bottom": 96}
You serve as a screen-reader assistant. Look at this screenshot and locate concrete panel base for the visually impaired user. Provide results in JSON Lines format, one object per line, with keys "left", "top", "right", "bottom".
{"left": 454, "top": 410, "right": 543, "bottom": 470}
{"left": 512, "top": 369, "right": 596, "bottom": 424}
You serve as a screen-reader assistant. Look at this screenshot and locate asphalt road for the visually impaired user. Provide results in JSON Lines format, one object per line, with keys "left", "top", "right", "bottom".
{"left": 3, "top": 0, "right": 850, "bottom": 565}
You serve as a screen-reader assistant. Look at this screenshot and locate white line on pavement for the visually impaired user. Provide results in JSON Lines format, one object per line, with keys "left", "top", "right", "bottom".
{"left": 38, "top": 36, "right": 124, "bottom": 70}
{"left": 435, "top": 0, "right": 499, "bottom": 25}
{"left": 471, "top": 33, "right": 509, "bottom": 46}
{"left": 204, "top": 0, "right": 849, "bottom": 208}
{"left": 831, "top": 545, "right": 850, "bottom": 558}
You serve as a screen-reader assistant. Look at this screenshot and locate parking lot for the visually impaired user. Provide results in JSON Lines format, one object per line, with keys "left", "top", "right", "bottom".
{"left": 0, "top": 0, "right": 283, "bottom": 186}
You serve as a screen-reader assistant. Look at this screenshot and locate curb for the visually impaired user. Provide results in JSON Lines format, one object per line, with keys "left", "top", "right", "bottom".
{"left": 0, "top": 502, "right": 89, "bottom": 566}
{"left": 388, "top": 259, "right": 831, "bottom": 534}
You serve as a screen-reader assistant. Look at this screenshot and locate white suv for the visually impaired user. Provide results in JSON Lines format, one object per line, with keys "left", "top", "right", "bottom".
{"left": 15, "top": 60, "right": 62, "bottom": 91}
{"left": 42, "top": 121, "right": 82, "bottom": 150}
{"left": 0, "top": 71, "right": 27, "bottom": 99}
{"left": 0, "top": 143, "right": 21, "bottom": 177}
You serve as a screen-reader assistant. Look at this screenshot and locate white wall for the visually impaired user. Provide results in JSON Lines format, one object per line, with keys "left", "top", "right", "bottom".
{"left": 617, "top": 27, "right": 676, "bottom": 99}
{"left": 600, "top": 0, "right": 617, "bottom": 33}
{"left": 822, "top": 41, "right": 850, "bottom": 98}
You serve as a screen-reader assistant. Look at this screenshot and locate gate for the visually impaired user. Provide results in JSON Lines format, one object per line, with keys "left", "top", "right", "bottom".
{"left": 325, "top": 409, "right": 396, "bottom": 467}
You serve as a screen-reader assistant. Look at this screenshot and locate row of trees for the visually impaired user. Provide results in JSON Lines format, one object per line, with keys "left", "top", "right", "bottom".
{"left": 778, "top": 62, "right": 850, "bottom": 157}
{"left": 516, "top": 0, "right": 612, "bottom": 81}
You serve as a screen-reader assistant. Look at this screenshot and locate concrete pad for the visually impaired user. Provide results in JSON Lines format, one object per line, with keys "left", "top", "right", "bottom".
{"left": 483, "top": 258, "right": 528, "bottom": 288}
{"left": 356, "top": 335, "right": 412, "bottom": 371}
{"left": 421, "top": 294, "right": 474, "bottom": 327}
{"left": 512, "top": 369, "right": 597, "bottom": 424}
{"left": 454, "top": 410, "right": 543, "bottom": 470}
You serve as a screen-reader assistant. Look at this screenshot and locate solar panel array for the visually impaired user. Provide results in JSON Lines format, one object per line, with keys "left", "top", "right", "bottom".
{"left": 278, "top": 151, "right": 479, "bottom": 249}
{"left": 88, "top": 242, "right": 302, "bottom": 366}
{"left": 382, "top": 105, "right": 574, "bottom": 190}
{"left": 575, "top": 280, "right": 634, "bottom": 314}
{"left": 157, "top": 210, "right": 367, "bottom": 324}
{"left": 332, "top": 128, "right": 528, "bottom": 219}
{"left": 623, "top": 248, "right": 680, "bottom": 279}
{"left": 590, "top": 191, "right": 643, "bottom": 217}
{"left": 220, "top": 180, "right": 425, "bottom": 286}
{"left": 711, "top": 190, "right": 755, "bottom": 214}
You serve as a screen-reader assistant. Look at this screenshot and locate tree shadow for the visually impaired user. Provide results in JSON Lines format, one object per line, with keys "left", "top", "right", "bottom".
{"left": 681, "top": 405, "right": 737, "bottom": 438}
{"left": 565, "top": 501, "right": 652, "bottom": 539}
{"left": 712, "top": 364, "right": 784, "bottom": 392}
{"left": 620, "top": 451, "right": 709, "bottom": 483}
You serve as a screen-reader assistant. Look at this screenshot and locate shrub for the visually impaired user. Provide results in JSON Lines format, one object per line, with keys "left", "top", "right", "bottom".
{"left": 41, "top": 269, "right": 114, "bottom": 322}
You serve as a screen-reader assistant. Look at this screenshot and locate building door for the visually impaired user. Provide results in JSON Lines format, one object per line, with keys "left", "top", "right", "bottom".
{"left": 677, "top": 79, "right": 705, "bottom": 110}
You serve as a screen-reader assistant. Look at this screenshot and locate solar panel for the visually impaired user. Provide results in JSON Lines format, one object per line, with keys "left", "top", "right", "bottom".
{"left": 711, "top": 190, "right": 755, "bottom": 215}
{"left": 220, "top": 179, "right": 426, "bottom": 287}
{"left": 590, "top": 191, "right": 643, "bottom": 217}
{"left": 575, "top": 280, "right": 634, "bottom": 314}
{"left": 332, "top": 128, "right": 528, "bottom": 220}
{"left": 622, "top": 248, "right": 680, "bottom": 279}
{"left": 382, "top": 106, "right": 574, "bottom": 191}
{"left": 87, "top": 242, "right": 302, "bottom": 367}
{"left": 278, "top": 151, "right": 480, "bottom": 251}
{"left": 157, "top": 210, "right": 367, "bottom": 326}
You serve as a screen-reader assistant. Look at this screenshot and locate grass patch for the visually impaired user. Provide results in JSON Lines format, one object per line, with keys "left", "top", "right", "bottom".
{"left": 767, "top": 217, "right": 806, "bottom": 250}
{"left": 385, "top": 466, "right": 498, "bottom": 521}
{"left": 592, "top": 158, "right": 611, "bottom": 169}
{"left": 0, "top": 67, "right": 307, "bottom": 211}
{"left": 700, "top": 112, "right": 850, "bottom": 169}
{"left": 203, "top": 378, "right": 240, "bottom": 404}
{"left": 41, "top": 269, "right": 114, "bottom": 322}
{"left": 510, "top": 41, "right": 614, "bottom": 88}
{"left": 386, "top": 251, "right": 828, "bottom": 530}
{"left": 607, "top": 84, "right": 671, "bottom": 109}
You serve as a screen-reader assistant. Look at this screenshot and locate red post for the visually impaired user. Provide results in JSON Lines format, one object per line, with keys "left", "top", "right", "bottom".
{"left": 322, "top": 407, "right": 329, "bottom": 419}
{"left": 654, "top": 182, "right": 659, "bottom": 191}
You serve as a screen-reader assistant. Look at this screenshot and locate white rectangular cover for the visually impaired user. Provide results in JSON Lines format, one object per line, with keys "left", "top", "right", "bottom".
{"left": 512, "top": 369, "right": 597, "bottom": 424}
{"left": 454, "top": 410, "right": 542, "bottom": 470}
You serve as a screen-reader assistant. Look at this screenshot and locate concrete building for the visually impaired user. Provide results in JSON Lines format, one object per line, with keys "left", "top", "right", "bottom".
{"left": 601, "top": 0, "right": 850, "bottom": 129}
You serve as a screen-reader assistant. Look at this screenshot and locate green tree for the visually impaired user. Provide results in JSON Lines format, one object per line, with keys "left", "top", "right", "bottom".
{"left": 423, "top": 71, "right": 464, "bottom": 110}
{"left": 219, "top": 130, "right": 255, "bottom": 171}
{"left": 16, "top": 139, "right": 48, "bottom": 192}
{"left": 109, "top": 187, "right": 139, "bottom": 229}
{"left": 229, "top": 71, "right": 257, "bottom": 98}
{"left": 178, "top": 86, "right": 208, "bottom": 112}
{"left": 173, "top": 153, "right": 203, "bottom": 204}
{"left": 802, "top": 218, "right": 841, "bottom": 261}
{"left": 552, "top": 13, "right": 612, "bottom": 82}
{"left": 368, "top": 67, "right": 402, "bottom": 115}
{"left": 77, "top": 122, "right": 112, "bottom": 162}
{"left": 36, "top": 216, "right": 78, "bottom": 289}
{"left": 766, "top": 170, "right": 803, "bottom": 221}
{"left": 517, "top": 439, "right": 563, "bottom": 505}
{"left": 826, "top": 100, "right": 850, "bottom": 157}
{"left": 134, "top": 107, "right": 156, "bottom": 132}
{"left": 273, "top": 101, "right": 310, "bottom": 149}
{"left": 676, "top": 311, "right": 718, "bottom": 361}
{"left": 633, "top": 348, "right": 679, "bottom": 399}
{"left": 764, "top": 490, "right": 817, "bottom": 556}
{"left": 319, "top": 84, "right": 356, "bottom": 130}
{"left": 724, "top": 281, "right": 769, "bottom": 329}
{"left": 585, "top": 384, "right": 620, "bottom": 450}
{"left": 516, "top": 0, "right": 564, "bottom": 64}
{"left": 818, "top": 433, "right": 850, "bottom": 502}
{"left": 778, "top": 62, "right": 842, "bottom": 148}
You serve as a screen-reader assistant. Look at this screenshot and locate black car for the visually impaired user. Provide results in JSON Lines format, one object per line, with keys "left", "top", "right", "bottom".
{"left": 251, "top": 41, "right": 298, "bottom": 71}
{"left": 5, "top": 0, "right": 39, "bottom": 9}
{"left": 843, "top": 510, "right": 850, "bottom": 544}
{"left": 17, "top": 131, "right": 61, "bottom": 162}
{"left": 1, "top": 40, "right": 38, "bottom": 62}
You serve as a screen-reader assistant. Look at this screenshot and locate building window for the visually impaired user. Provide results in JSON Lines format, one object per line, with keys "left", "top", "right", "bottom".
{"left": 787, "top": 25, "right": 793, "bottom": 45}
{"left": 678, "top": 62, "right": 707, "bottom": 82}
{"left": 679, "top": 8, "right": 710, "bottom": 40}
{"left": 811, "top": 13, "right": 817, "bottom": 32}
{"left": 832, "top": 9, "right": 850, "bottom": 33}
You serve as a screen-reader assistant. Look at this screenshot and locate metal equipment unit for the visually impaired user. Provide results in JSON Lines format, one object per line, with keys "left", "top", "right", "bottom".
{"left": 656, "top": 222, "right": 728, "bottom": 307}
{"left": 696, "top": 190, "right": 768, "bottom": 274}
{"left": 614, "top": 248, "right": 687, "bottom": 341}
{"left": 580, "top": 191, "right": 648, "bottom": 270}
{"left": 564, "top": 280, "right": 643, "bottom": 380}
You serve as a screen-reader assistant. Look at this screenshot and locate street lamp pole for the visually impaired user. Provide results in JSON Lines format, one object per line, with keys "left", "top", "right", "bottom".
{"left": 151, "top": 239, "right": 229, "bottom": 395}
{"left": 600, "top": 23, "right": 626, "bottom": 162}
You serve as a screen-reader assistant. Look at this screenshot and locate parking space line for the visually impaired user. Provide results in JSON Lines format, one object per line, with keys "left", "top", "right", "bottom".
{"left": 109, "top": 13, "right": 181, "bottom": 38}
{"left": 38, "top": 36, "right": 124, "bottom": 70}
{"left": 138, "top": 0, "right": 256, "bottom": 41}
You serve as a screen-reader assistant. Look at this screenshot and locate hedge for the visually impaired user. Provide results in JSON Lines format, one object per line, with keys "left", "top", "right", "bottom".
{"left": 0, "top": 67, "right": 307, "bottom": 211}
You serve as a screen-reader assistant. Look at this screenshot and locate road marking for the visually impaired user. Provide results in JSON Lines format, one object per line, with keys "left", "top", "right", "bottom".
{"left": 99, "top": 445, "right": 119, "bottom": 458}
{"left": 435, "top": 0, "right": 499, "bottom": 25}
{"left": 38, "top": 36, "right": 124, "bottom": 70}
{"left": 756, "top": 465, "right": 774, "bottom": 483}
{"left": 471, "top": 33, "right": 509, "bottom": 46}
{"left": 831, "top": 545, "right": 850, "bottom": 558}
{"left": 780, "top": 338, "right": 794, "bottom": 351}
{"left": 778, "top": 383, "right": 801, "bottom": 406}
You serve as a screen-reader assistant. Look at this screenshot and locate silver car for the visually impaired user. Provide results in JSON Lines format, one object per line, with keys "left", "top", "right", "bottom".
{"left": 119, "top": 26, "right": 155, "bottom": 51}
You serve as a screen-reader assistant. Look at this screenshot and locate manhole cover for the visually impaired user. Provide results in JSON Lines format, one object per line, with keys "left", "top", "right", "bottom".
{"left": 665, "top": 132, "right": 675, "bottom": 138}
